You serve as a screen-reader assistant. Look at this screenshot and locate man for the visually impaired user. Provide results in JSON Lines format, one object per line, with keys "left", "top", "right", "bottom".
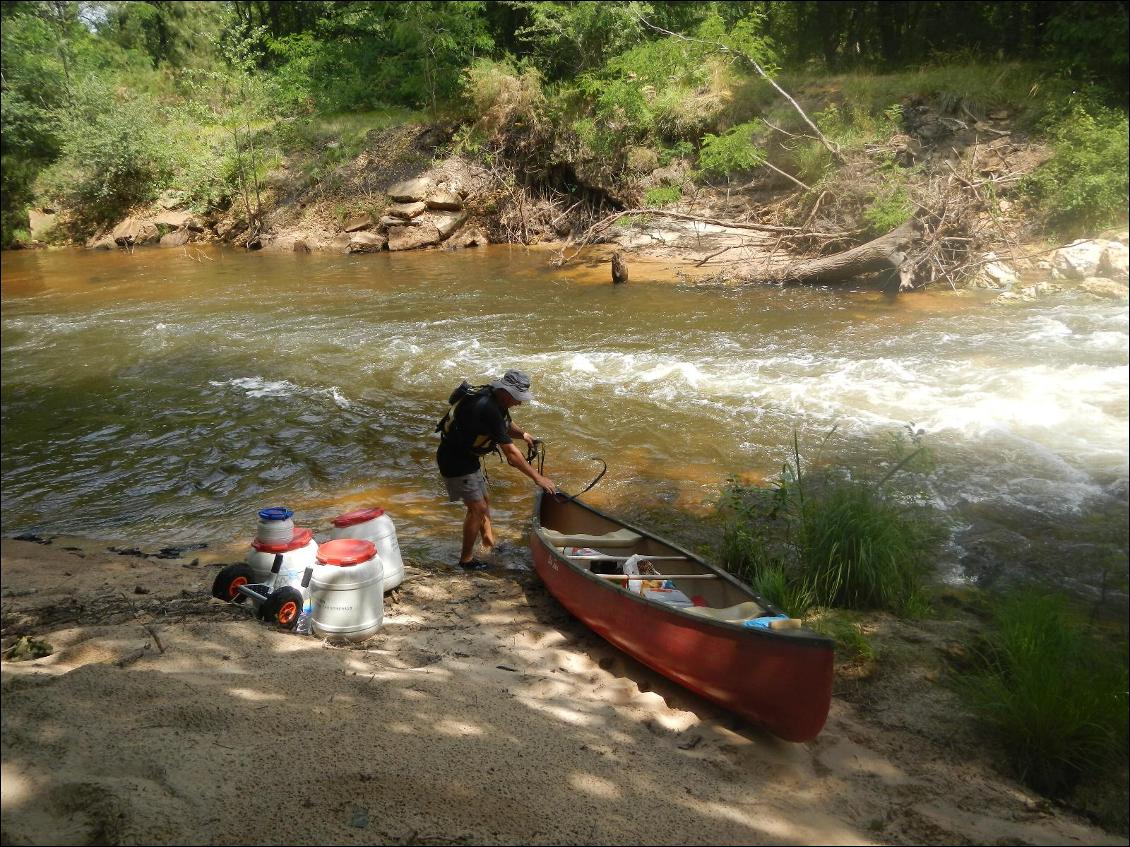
{"left": 436, "top": 369, "right": 556, "bottom": 569}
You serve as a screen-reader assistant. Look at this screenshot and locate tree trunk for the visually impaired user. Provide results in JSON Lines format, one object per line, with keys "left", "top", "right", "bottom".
{"left": 740, "top": 221, "right": 919, "bottom": 287}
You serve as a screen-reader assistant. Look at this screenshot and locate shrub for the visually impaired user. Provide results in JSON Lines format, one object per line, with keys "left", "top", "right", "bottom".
{"left": 1022, "top": 105, "right": 1130, "bottom": 236}
{"left": 643, "top": 185, "right": 682, "bottom": 207}
{"left": 697, "top": 121, "right": 765, "bottom": 179}
{"left": 36, "top": 79, "right": 178, "bottom": 232}
{"left": 862, "top": 187, "right": 914, "bottom": 235}
{"left": 959, "top": 590, "right": 1129, "bottom": 799}
{"left": 460, "top": 57, "right": 547, "bottom": 143}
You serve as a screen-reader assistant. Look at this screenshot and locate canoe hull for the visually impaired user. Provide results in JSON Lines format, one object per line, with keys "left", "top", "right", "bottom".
{"left": 530, "top": 502, "right": 833, "bottom": 743}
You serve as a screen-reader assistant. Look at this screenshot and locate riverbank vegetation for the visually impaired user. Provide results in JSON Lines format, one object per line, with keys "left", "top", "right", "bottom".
{"left": 3, "top": 1, "right": 1127, "bottom": 267}
{"left": 716, "top": 429, "right": 1129, "bottom": 833}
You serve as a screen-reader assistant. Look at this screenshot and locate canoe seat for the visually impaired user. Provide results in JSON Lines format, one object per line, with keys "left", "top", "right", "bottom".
{"left": 539, "top": 528, "right": 643, "bottom": 549}
{"left": 684, "top": 601, "right": 765, "bottom": 622}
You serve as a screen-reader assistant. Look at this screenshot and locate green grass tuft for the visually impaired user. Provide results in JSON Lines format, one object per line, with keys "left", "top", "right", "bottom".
{"left": 958, "top": 590, "right": 1129, "bottom": 798}
{"left": 720, "top": 428, "right": 945, "bottom": 617}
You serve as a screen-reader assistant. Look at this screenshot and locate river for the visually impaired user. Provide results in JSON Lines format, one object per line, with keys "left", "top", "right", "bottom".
{"left": 2, "top": 246, "right": 1126, "bottom": 606}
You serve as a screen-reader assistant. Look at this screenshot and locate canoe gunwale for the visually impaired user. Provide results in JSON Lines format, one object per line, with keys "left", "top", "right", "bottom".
{"left": 531, "top": 491, "right": 834, "bottom": 651}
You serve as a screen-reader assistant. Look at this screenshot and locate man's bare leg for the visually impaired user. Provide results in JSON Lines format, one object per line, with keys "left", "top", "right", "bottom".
{"left": 460, "top": 498, "right": 489, "bottom": 563}
{"left": 479, "top": 492, "right": 495, "bottom": 552}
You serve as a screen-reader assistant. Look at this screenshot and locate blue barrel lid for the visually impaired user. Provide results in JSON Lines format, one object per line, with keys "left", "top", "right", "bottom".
{"left": 258, "top": 507, "right": 294, "bottom": 521}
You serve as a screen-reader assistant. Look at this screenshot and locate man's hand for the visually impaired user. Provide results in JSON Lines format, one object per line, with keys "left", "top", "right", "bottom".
{"left": 538, "top": 476, "right": 557, "bottom": 496}
{"left": 522, "top": 431, "right": 537, "bottom": 447}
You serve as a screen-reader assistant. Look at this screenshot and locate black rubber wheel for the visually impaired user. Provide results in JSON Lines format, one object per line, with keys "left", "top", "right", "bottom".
{"left": 259, "top": 587, "right": 304, "bottom": 630}
{"left": 212, "top": 564, "right": 255, "bottom": 603}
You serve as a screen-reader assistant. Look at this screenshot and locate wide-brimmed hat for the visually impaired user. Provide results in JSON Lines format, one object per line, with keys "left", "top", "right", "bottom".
{"left": 491, "top": 369, "right": 533, "bottom": 402}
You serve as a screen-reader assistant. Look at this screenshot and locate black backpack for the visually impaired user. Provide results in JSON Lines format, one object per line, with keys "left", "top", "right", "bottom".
{"left": 435, "top": 380, "right": 490, "bottom": 440}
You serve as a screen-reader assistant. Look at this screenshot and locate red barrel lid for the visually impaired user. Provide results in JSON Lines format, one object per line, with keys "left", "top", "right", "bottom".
{"left": 332, "top": 507, "right": 385, "bottom": 528}
{"left": 252, "top": 527, "right": 313, "bottom": 553}
{"left": 317, "top": 538, "right": 376, "bottom": 567}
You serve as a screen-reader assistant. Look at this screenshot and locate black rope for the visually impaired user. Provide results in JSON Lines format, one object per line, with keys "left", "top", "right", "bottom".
{"left": 527, "top": 441, "right": 606, "bottom": 502}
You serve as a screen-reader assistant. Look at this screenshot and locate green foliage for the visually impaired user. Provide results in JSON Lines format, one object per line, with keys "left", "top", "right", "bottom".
{"left": 657, "top": 141, "right": 694, "bottom": 166}
{"left": 808, "top": 612, "right": 877, "bottom": 663}
{"left": 720, "top": 428, "right": 945, "bottom": 617}
{"left": 958, "top": 590, "right": 1129, "bottom": 799}
{"left": 697, "top": 121, "right": 765, "bottom": 179}
{"left": 508, "top": 0, "right": 648, "bottom": 80}
{"left": 643, "top": 185, "right": 682, "bottom": 207}
{"left": 565, "top": 11, "right": 771, "bottom": 179}
{"left": 259, "top": 2, "right": 493, "bottom": 114}
{"left": 790, "top": 141, "right": 836, "bottom": 186}
{"left": 36, "top": 79, "right": 179, "bottom": 232}
{"left": 1022, "top": 105, "right": 1130, "bottom": 236}
{"left": 459, "top": 57, "right": 547, "bottom": 138}
{"left": 862, "top": 187, "right": 914, "bottom": 236}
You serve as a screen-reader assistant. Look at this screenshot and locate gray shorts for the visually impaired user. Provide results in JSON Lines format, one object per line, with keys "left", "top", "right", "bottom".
{"left": 443, "top": 469, "right": 488, "bottom": 503}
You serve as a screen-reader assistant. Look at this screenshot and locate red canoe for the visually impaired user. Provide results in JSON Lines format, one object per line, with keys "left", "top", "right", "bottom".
{"left": 529, "top": 491, "right": 834, "bottom": 742}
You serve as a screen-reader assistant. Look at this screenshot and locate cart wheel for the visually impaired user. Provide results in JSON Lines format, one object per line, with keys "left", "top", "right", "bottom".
{"left": 260, "top": 587, "right": 304, "bottom": 630}
{"left": 212, "top": 564, "right": 255, "bottom": 603}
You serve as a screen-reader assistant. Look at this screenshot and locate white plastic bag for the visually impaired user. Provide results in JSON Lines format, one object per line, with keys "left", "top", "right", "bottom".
{"left": 622, "top": 554, "right": 644, "bottom": 593}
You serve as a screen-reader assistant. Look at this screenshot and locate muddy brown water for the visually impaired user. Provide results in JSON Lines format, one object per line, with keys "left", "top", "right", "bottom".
{"left": 2, "top": 245, "right": 1126, "bottom": 605}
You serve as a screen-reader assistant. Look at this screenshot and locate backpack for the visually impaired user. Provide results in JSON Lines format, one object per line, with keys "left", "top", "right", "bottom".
{"left": 435, "top": 380, "right": 491, "bottom": 440}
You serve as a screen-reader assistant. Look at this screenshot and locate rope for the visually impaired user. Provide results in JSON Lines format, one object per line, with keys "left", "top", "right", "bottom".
{"left": 527, "top": 441, "right": 606, "bottom": 502}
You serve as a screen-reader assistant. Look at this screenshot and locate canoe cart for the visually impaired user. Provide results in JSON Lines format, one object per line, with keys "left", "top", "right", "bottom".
{"left": 530, "top": 490, "right": 834, "bottom": 742}
{"left": 211, "top": 554, "right": 311, "bottom": 632}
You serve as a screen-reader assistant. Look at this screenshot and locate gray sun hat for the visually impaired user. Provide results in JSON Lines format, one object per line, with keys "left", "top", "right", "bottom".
{"left": 491, "top": 369, "right": 534, "bottom": 402}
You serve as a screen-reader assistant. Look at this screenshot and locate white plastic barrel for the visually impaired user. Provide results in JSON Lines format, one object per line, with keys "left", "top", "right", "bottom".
{"left": 310, "top": 538, "right": 383, "bottom": 641}
{"left": 329, "top": 507, "right": 405, "bottom": 592}
{"left": 246, "top": 527, "right": 319, "bottom": 586}
{"left": 256, "top": 507, "right": 296, "bottom": 544}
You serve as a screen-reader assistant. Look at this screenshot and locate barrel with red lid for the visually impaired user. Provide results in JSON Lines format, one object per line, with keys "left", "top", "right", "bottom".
{"left": 309, "top": 539, "right": 383, "bottom": 641}
{"left": 246, "top": 526, "right": 318, "bottom": 585}
{"left": 329, "top": 506, "right": 404, "bottom": 592}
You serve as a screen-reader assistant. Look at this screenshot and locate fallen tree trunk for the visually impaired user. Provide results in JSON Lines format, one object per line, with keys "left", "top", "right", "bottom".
{"left": 738, "top": 221, "right": 920, "bottom": 287}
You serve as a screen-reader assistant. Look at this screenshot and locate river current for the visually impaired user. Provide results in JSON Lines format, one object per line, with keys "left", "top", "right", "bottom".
{"left": 2, "top": 246, "right": 1126, "bottom": 602}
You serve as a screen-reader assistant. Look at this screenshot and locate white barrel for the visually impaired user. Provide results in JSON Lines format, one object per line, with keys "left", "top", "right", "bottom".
{"left": 329, "top": 507, "right": 405, "bottom": 592}
{"left": 256, "top": 507, "right": 295, "bottom": 544}
{"left": 310, "top": 539, "right": 383, "bottom": 641}
{"left": 246, "top": 527, "right": 318, "bottom": 586}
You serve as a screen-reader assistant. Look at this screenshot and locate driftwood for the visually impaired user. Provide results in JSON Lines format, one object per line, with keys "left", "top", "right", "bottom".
{"left": 611, "top": 251, "right": 628, "bottom": 284}
{"left": 738, "top": 221, "right": 920, "bottom": 287}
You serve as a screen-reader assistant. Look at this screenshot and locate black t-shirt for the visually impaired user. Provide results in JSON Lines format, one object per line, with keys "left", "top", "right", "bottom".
{"left": 436, "top": 391, "right": 513, "bottom": 477}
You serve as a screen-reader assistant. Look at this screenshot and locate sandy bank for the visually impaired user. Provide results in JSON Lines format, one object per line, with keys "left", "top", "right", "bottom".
{"left": 1, "top": 537, "right": 1124, "bottom": 846}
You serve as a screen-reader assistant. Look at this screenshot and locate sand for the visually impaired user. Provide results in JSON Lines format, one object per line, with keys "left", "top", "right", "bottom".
{"left": 1, "top": 536, "right": 1125, "bottom": 846}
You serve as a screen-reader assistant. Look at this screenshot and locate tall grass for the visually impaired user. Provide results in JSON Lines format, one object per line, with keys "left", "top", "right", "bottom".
{"left": 720, "top": 429, "right": 944, "bottom": 617}
{"left": 958, "top": 590, "right": 1129, "bottom": 800}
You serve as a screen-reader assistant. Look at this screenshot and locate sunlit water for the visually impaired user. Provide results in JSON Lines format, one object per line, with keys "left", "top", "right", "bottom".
{"left": 2, "top": 246, "right": 1126, "bottom": 601}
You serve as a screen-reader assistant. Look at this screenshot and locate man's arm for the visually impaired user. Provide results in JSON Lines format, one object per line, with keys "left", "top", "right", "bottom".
{"left": 500, "top": 442, "right": 556, "bottom": 495}
{"left": 507, "top": 420, "right": 535, "bottom": 446}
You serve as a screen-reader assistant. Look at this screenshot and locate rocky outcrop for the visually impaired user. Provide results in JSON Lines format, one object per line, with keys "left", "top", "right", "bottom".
{"left": 388, "top": 201, "right": 427, "bottom": 220}
{"left": 990, "top": 236, "right": 1129, "bottom": 302}
{"left": 1045, "top": 237, "right": 1129, "bottom": 299}
{"left": 159, "top": 228, "right": 191, "bottom": 248}
{"left": 347, "top": 231, "right": 387, "bottom": 253}
{"left": 1052, "top": 240, "right": 1108, "bottom": 280}
{"left": 386, "top": 177, "right": 434, "bottom": 203}
{"left": 1079, "top": 277, "right": 1129, "bottom": 301}
{"left": 388, "top": 223, "right": 442, "bottom": 251}
{"left": 214, "top": 217, "right": 247, "bottom": 241}
{"left": 343, "top": 212, "right": 373, "bottom": 232}
{"left": 152, "top": 210, "right": 202, "bottom": 232}
{"left": 81, "top": 154, "right": 485, "bottom": 255}
{"left": 432, "top": 211, "right": 468, "bottom": 240}
{"left": 425, "top": 191, "right": 463, "bottom": 211}
{"left": 87, "top": 233, "right": 116, "bottom": 250}
{"left": 112, "top": 217, "right": 159, "bottom": 247}
{"left": 445, "top": 228, "right": 489, "bottom": 250}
